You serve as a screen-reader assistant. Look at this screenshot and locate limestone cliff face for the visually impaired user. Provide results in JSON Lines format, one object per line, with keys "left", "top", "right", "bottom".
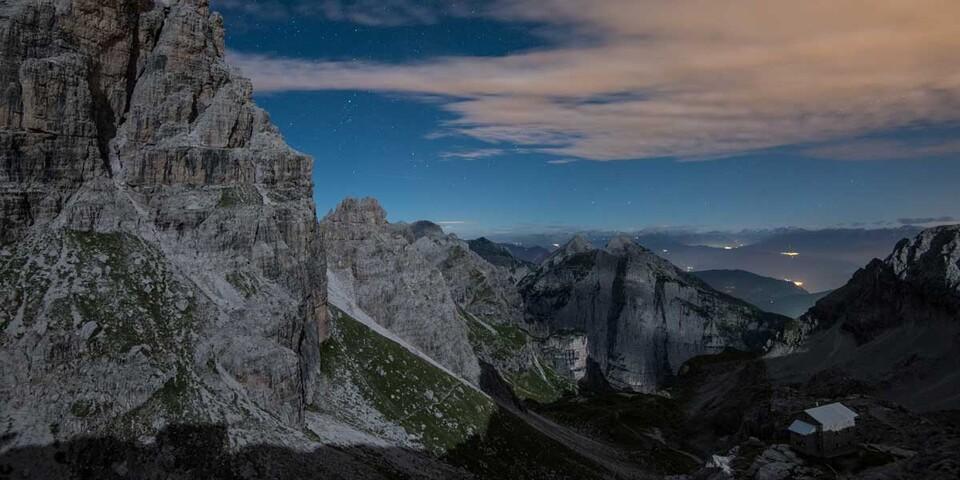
{"left": 520, "top": 235, "right": 788, "bottom": 392}
{"left": 320, "top": 198, "right": 482, "bottom": 383}
{"left": 0, "top": 0, "right": 326, "bottom": 450}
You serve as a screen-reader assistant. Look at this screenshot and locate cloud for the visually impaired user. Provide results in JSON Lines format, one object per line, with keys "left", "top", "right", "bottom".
{"left": 897, "top": 216, "right": 956, "bottom": 225}
{"left": 546, "top": 159, "right": 577, "bottom": 165}
{"left": 229, "top": 0, "right": 960, "bottom": 161}
{"left": 805, "top": 139, "right": 960, "bottom": 161}
{"left": 439, "top": 149, "right": 505, "bottom": 160}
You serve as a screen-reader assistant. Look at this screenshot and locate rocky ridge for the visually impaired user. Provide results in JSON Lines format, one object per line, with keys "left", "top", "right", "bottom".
{"left": 320, "top": 198, "right": 573, "bottom": 403}
{"left": 768, "top": 224, "right": 960, "bottom": 411}
{"left": 521, "top": 234, "right": 789, "bottom": 392}
{"left": 320, "top": 197, "right": 482, "bottom": 383}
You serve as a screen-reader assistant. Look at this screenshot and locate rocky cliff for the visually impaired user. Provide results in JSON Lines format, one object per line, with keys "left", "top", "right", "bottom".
{"left": 520, "top": 235, "right": 789, "bottom": 392}
{"left": 768, "top": 225, "right": 960, "bottom": 411}
{"left": 1, "top": 0, "right": 326, "bottom": 451}
{"left": 321, "top": 199, "right": 576, "bottom": 402}
{"left": 320, "top": 198, "right": 482, "bottom": 382}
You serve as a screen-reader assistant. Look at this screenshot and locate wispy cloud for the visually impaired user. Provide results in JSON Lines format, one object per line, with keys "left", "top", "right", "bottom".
{"left": 229, "top": 0, "right": 960, "bottom": 162}
{"left": 546, "top": 159, "right": 577, "bottom": 165}
{"left": 439, "top": 148, "right": 505, "bottom": 160}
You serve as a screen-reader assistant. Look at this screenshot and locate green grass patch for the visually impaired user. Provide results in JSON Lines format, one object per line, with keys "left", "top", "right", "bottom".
{"left": 225, "top": 271, "right": 258, "bottom": 298}
{"left": 462, "top": 311, "right": 527, "bottom": 362}
{"left": 320, "top": 307, "right": 496, "bottom": 454}
{"left": 506, "top": 366, "right": 576, "bottom": 404}
{"left": 217, "top": 186, "right": 260, "bottom": 208}
{"left": 63, "top": 231, "right": 197, "bottom": 361}
{"left": 461, "top": 310, "right": 575, "bottom": 403}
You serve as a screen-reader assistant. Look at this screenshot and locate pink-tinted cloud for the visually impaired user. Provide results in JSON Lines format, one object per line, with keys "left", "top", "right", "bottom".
{"left": 229, "top": 0, "right": 960, "bottom": 161}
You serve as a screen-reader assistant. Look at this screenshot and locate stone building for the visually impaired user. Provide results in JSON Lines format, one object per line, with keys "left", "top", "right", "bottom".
{"left": 788, "top": 402, "right": 859, "bottom": 457}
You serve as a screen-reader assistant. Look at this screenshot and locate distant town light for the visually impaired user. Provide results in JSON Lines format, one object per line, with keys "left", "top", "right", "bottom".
{"left": 781, "top": 251, "right": 800, "bottom": 257}
{"left": 793, "top": 281, "right": 804, "bottom": 287}
{"left": 723, "top": 246, "right": 734, "bottom": 250}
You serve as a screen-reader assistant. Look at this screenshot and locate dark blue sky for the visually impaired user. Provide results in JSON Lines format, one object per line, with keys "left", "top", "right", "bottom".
{"left": 214, "top": 1, "right": 960, "bottom": 237}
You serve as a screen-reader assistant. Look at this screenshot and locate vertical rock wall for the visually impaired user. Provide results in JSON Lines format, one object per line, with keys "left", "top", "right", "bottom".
{"left": 0, "top": 0, "right": 326, "bottom": 448}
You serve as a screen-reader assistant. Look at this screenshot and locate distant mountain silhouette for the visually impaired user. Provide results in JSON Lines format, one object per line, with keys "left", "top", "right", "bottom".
{"left": 693, "top": 269, "right": 830, "bottom": 318}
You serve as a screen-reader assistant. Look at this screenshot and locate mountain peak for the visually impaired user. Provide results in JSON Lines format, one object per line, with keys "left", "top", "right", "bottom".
{"left": 542, "top": 234, "right": 595, "bottom": 266}
{"left": 886, "top": 224, "right": 960, "bottom": 293}
{"left": 326, "top": 197, "right": 388, "bottom": 225}
{"left": 562, "top": 234, "right": 595, "bottom": 254}
{"left": 410, "top": 220, "right": 445, "bottom": 239}
{"left": 605, "top": 234, "right": 642, "bottom": 254}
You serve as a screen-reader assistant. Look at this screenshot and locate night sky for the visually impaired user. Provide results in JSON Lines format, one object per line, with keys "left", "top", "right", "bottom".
{"left": 213, "top": 1, "right": 960, "bottom": 238}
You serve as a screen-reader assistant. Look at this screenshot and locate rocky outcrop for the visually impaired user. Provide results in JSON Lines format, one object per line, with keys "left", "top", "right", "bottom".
{"left": 744, "top": 445, "right": 822, "bottom": 480}
{"left": 320, "top": 198, "right": 570, "bottom": 399}
{"left": 320, "top": 198, "right": 482, "bottom": 382}
{"left": 796, "top": 224, "right": 960, "bottom": 344}
{"left": 768, "top": 225, "right": 960, "bottom": 411}
{"left": 520, "top": 235, "right": 788, "bottom": 392}
{"left": 411, "top": 226, "right": 525, "bottom": 328}
{"left": 1, "top": 0, "right": 325, "bottom": 451}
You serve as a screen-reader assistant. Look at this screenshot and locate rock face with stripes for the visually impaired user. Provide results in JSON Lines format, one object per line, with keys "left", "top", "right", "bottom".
{"left": 0, "top": 0, "right": 326, "bottom": 452}
{"left": 520, "top": 235, "right": 788, "bottom": 392}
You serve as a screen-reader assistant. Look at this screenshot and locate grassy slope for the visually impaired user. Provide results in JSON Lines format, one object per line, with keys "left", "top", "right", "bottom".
{"left": 319, "top": 307, "right": 497, "bottom": 454}
{"left": 460, "top": 309, "right": 575, "bottom": 404}
{"left": 320, "top": 307, "right": 618, "bottom": 479}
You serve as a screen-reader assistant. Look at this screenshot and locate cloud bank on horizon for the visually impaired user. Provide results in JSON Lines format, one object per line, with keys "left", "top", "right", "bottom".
{"left": 226, "top": 0, "right": 960, "bottom": 163}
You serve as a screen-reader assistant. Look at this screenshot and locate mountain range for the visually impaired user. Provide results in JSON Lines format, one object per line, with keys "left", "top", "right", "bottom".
{"left": 1, "top": 2, "right": 958, "bottom": 479}
{"left": 487, "top": 226, "right": 923, "bottom": 292}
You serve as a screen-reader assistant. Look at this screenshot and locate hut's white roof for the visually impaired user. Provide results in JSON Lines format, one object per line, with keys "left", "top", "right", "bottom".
{"left": 805, "top": 402, "right": 858, "bottom": 432}
{"left": 788, "top": 420, "right": 817, "bottom": 436}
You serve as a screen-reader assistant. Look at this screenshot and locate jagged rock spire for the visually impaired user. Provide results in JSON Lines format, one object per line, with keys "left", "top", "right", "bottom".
{"left": 325, "top": 197, "right": 388, "bottom": 225}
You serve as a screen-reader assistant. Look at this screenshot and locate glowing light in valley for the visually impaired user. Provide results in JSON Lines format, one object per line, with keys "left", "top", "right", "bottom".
{"left": 780, "top": 251, "right": 800, "bottom": 257}
{"left": 793, "top": 281, "right": 804, "bottom": 287}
